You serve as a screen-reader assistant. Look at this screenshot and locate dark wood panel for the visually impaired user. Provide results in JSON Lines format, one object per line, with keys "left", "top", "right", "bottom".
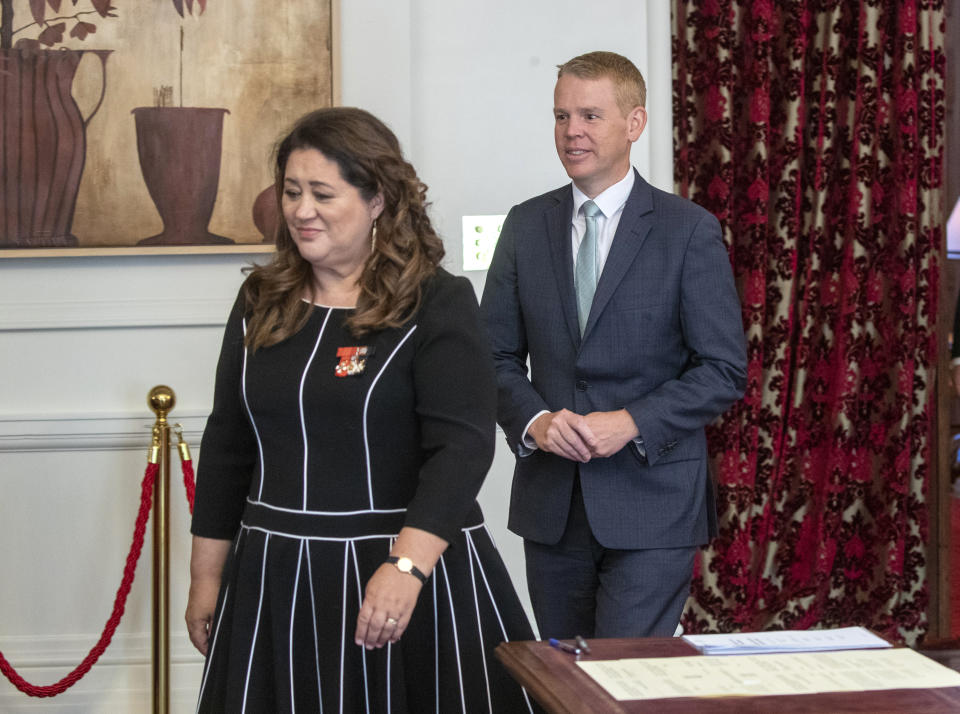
{"left": 497, "top": 639, "right": 960, "bottom": 713}
{"left": 931, "top": 0, "right": 960, "bottom": 643}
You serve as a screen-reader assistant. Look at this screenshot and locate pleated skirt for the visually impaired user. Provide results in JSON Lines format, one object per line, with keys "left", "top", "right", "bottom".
{"left": 195, "top": 504, "right": 536, "bottom": 713}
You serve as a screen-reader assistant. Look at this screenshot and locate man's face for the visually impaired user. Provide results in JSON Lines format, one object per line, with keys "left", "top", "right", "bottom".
{"left": 553, "top": 74, "right": 646, "bottom": 198}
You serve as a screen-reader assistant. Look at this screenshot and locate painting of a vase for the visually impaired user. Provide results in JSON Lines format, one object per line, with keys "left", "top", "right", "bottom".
{"left": 0, "top": 48, "right": 110, "bottom": 248}
{"left": 132, "top": 106, "right": 233, "bottom": 245}
{"left": 252, "top": 183, "right": 278, "bottom": 243}
{"left": 0, "top": 0, "right": 331, "bottom": 252}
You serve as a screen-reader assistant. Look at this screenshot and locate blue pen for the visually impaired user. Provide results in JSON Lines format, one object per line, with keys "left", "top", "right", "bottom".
{"left": 548, "top": 638, "right": 581, "bottom": 655}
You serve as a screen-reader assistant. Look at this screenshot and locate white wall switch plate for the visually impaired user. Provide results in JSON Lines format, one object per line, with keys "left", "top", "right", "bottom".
{"left": 462, "top": 215, "right": 506, "bottom": 271}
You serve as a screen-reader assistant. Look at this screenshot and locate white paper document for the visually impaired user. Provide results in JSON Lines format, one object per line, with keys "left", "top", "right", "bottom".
{"left": 681, "top": 626, "right": 891, "bottom": 655}
{"left": 576, "top": 647, "right": 960, "bottom": 702}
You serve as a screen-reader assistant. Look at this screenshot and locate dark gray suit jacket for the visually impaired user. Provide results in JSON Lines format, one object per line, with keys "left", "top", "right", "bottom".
{"left": 481, "top": 170, "right": 747, "bottom": 550}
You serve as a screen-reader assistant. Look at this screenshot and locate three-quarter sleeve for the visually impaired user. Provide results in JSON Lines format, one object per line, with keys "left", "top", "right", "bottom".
{"left": 191, "top": 292, "right": 257, "bottom": 539}
{"left": 402, "top": 272, "right": 497, "bottom": 544}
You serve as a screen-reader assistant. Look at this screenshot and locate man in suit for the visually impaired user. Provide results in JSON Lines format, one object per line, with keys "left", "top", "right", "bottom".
{"left": 480, "top": 51, "right": 747, "bottom": 639}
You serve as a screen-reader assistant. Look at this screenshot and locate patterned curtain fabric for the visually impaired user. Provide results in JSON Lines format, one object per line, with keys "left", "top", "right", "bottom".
{"left": 673, "top": 0, "right": 945, "bottom": 644}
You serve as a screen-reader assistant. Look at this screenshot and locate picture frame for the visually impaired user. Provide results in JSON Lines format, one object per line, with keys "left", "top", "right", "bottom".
{"left": 0, "top": 0, "right": 337, "bottom": 257}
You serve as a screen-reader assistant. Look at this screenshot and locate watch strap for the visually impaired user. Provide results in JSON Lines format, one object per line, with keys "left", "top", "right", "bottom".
{"left": 385, "top": 555, "right": 428, "bottom": 583}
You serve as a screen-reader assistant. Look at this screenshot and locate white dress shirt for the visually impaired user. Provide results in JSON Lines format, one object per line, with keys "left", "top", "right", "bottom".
{"left": 519, "top": 169, "right": 636, "bottom": 454}
{"left": 570, "top": 169, "right": 634, "bottom": 275}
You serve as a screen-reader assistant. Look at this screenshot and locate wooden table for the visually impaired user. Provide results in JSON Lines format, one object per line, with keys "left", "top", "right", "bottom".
{"left": 495, "top": 638, "right": 960, "bottom": 713}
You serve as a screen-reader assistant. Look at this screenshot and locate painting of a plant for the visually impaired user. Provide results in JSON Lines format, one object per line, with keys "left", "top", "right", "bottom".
{"left": 0, "top": 1, "right": 206, "bottom": 50}
{"left": 0, "top": 0, "right": 332, "bottom": 253}
{"left": 0, "top": 0, "right": 211, "bottom": 248}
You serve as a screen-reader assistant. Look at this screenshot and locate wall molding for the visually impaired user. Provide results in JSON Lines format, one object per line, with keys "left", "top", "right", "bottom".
{"left": 0, "top": 412, "right": 207, "bottom": 453}
{"left": 0, "top": 633, "right": 201, "bottom": 668}
{"left": 1, "top": 690, "right": 200, "bottom": 713}
{"left": 0, "top": 297, "right": 233, "bottom": 332}
{"left": 0, "top": 633, "right": 203, "bottom": 712}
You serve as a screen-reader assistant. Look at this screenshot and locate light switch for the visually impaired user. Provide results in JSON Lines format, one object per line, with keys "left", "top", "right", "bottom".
{"left": 461, "top": 215, "right": 505, "bottom": 271}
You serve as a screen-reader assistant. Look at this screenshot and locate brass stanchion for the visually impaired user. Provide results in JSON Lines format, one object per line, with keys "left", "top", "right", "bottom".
{"left": 147, "top": 386, "right": 173, "bottom": 714}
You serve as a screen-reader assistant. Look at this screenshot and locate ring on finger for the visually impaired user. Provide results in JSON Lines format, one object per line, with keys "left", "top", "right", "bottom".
{"left": 386, "top": 617, "right": 398, "bottom": 626}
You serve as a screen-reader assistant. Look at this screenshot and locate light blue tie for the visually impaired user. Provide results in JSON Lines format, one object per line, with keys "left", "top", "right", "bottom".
{"left": 575, "top": 200, "right": 602, "bottom": 335}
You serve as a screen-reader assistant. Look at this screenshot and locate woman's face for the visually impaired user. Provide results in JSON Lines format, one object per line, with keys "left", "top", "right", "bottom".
{"left": 282, "top": 148, "right": 383, "bottom": 278}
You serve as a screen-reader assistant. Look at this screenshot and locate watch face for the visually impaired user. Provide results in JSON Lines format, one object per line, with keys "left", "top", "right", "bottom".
{"left": 396, "top": 557, "right": 413, "bottom": 572}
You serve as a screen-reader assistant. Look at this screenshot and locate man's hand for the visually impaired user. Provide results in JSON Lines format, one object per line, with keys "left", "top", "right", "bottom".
{"left": 528, "top": 409, "right": 596, "bottom": 462}
{"left": 582, "top": 409, "right": 639, "bottom": 458}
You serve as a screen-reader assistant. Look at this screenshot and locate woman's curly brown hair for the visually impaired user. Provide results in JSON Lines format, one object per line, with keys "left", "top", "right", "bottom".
{"left": 242, "top": 107, "right": 445, "bottom": 349}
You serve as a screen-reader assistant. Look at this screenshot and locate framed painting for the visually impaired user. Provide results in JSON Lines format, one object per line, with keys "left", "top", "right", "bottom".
{"left": 0, "top": 0, "right": 335, "bottom": 257}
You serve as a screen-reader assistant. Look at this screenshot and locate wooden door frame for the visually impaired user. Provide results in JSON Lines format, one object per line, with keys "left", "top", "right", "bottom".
{"left": 931, "top": 1, "right": 960, "bottom": 643}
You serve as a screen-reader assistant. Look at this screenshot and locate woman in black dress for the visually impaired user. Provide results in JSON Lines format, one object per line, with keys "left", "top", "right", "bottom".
{"left": 185, "top": 107, "right": 536, "bottom": 713}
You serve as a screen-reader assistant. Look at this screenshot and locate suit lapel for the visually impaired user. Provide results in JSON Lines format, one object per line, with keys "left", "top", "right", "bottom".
{"left": 582, "top": 171, "right": 655, "bottom": 340}
{"left": 544, "top": 187, "right": 581, "bottom": 347}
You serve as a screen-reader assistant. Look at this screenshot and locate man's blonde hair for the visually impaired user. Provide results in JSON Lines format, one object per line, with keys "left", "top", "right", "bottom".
{"left": 557, "top": 51, "right": 646, "bottom": 115}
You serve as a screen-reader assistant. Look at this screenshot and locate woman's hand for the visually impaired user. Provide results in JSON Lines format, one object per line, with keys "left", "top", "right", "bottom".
{"left": 185, "top": 536, "right": 231, "bottom": 656}
{"left": 185, "top": 575, "right": 221, "bottom": 655}
{"left": 354, "top": 564, "right": 423, "bottom": 649}
{"left": 354, "top": 526, "right": 447, "bottom": 650}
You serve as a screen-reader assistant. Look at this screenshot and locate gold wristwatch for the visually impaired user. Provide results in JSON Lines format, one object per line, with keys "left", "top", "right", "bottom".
{"left": 385, "top": 556, "right": 428, "bottom": 583}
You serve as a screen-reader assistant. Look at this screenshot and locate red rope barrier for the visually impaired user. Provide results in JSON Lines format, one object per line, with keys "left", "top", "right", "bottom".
{"left": 174, "top": 425, "right": 195, "bottom": 513}
{"left": 0, "top": 463, "right": 158, "bottom": 697}
{"left": 181, "top": 457, "right": 195, "bottom": 514}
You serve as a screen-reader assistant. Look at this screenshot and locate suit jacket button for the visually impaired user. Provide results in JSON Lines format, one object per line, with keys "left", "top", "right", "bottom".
{"left": 576, "top": 380, "right": 588, "bottom": 391}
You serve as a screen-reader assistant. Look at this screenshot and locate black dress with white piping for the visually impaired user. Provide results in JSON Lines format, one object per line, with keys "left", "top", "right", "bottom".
{"left": 191, "top": 269, "right": 535, "bottom": 713}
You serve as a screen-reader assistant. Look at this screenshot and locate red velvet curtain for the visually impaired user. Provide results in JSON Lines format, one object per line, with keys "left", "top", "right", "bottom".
{"left": 673, "top": 0, "right": 945, "bottom": 644}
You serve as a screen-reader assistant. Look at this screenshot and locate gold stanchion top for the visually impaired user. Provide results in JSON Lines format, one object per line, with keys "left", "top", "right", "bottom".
{"left": 148, "top": 385, "right": 176, "bottom": 418}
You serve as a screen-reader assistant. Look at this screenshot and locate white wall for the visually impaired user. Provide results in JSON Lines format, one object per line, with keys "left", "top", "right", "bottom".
{"left": 341, "top": 0, "right": 673, "bottom": 293}
{"left": 0, "top": 3, "right": 670, "bottom": 711}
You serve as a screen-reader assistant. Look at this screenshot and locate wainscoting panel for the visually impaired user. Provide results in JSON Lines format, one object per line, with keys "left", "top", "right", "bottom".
{"left": 0, "top": 635, "right": 203, "bottom": 713}
{"left": 0, "top": 297, "right": 233, "bottom": 333}
{"left": 0, "top": 443, "right": 200, "bottom": 712}
{"left": 0, "top": 413, "right": 207, "bottom": 454}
